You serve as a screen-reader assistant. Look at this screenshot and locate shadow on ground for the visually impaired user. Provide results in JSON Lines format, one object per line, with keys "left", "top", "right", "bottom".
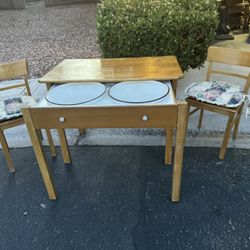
{"left": 0, "top": 146, "right": 249, "bottom": 250}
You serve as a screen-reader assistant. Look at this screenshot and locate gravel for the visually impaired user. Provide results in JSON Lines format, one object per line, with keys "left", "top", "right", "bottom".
{"left": 0, "top": 2, "right": 100, "bottom": 77}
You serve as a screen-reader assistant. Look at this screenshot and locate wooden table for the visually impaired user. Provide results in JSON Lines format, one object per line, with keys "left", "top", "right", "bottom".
{"left": 39, "top": 56, "right": 183, "bottom": 94}
{"left": 23, "top": 56, "right": 186, "bottom": 202}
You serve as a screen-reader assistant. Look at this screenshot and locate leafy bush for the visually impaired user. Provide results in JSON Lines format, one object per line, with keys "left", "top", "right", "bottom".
{"left": 97, "top": 0, "right": 218, "bottom": 71}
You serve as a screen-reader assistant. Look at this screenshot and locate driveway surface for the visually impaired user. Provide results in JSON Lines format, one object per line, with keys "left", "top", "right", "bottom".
{"left": 0, "top": 146, "right": 249, "bottom": 250}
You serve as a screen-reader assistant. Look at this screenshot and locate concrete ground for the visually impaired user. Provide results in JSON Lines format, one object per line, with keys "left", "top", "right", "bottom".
{"left": 0, "top": 146, "right": 250, "bottom": 250}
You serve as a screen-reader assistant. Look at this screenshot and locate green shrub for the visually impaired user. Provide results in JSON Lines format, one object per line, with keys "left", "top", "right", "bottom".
{"left": 97, "top": 0, "right": 218, "bottom": 71}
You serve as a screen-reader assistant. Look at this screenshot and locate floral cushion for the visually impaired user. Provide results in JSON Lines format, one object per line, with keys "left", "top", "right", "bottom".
{"left": 0, "top": 96, "right": 36, "bottom": 122}
{"left": 185, "top": 81, "right": 245, "bottom": 108}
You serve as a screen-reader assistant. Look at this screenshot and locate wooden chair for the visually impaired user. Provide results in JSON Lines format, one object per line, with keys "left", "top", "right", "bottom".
{"left": 186, "top": 46, "right": 250, "bottom": 160}
{"left": 0, "top": 60, "right": 56, "bottom": 173}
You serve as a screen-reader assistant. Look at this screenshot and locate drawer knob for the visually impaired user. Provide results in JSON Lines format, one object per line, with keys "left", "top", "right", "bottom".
{"left": 59, "top": 117, "right": 65, "bottom": 123}
{"left": 142, "top": 115, "right": 148, "bottom": 121}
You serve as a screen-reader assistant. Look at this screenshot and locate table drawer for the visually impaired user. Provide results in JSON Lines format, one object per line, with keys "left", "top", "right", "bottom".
{"left": 30, "top": 106, "right": 178, "bottom": 129}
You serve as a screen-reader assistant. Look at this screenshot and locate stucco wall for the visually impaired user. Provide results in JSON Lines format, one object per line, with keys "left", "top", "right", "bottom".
{"left": 44, "top": 0, "right": 99, "bottom": 6}
{"left": 0, "top": 0, "right": 25, "bottom": 9}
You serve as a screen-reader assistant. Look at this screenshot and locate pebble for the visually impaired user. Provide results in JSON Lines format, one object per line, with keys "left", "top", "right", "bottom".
{"left": 0, "top": 3, "right": 101, "bottom": 78}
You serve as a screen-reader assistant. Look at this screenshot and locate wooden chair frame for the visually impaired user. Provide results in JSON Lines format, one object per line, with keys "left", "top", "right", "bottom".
{"left": 186, "top": 46, "right": 250, "bottom": 160}
{"left": 0, "top": 60, "right": 56, "bottom": 172}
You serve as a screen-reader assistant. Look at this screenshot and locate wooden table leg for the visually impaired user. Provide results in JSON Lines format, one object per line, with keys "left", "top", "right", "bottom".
{"left": 45, "top": 129, "right": 56, "bottom": 157}
{"left": 171, "top": 102, "right": 187, "bottom": 202}
{"left": 46, "top": 83, "right": 52, "bottom": 90}
{"left": 165, "top": 128, "right": 173, "bottom": 165}
{"left": 57, "top": 129, "right": 71, "bottom": 164}
{"left": 22, "top": 108, "right": 57, "bottom": 200}
{"left": 171, "top": 79, "right": 177, "bottom": 96}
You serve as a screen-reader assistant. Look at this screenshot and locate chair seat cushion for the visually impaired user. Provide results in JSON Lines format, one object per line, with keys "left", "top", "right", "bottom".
{"left": 0, "top": 96, "right": 36, "bottom": 122}
{"left": 185, "top": 81, "right": 245, "bottom": 108}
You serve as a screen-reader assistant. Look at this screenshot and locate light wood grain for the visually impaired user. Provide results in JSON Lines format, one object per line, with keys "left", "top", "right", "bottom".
{"left": 30, "top": 106, "right": 178, "bottom": 129}
{"left": 0, "top": 60, "right": 28, "bottom": 81}
{"left": 233, "top": 105, "right": 244, "bottom": 140}
{"left": 165, "top": 128, "right": 173, "bottom": 165}
{"left": 211, "top": 70, "right": 249, "bottom": 80}
{"left": 22, "top": 107, "right": 57, "bottom": 200}
{"left": 187, "top": 98, "right": 238, "bottom": 116}
{"left": 171, "top": 102, "right": 187, "bottom": 202}
{"left": 45, "top": 129, "right": 56, "bottom": 157}
{"left": 219, "top": 114, "right": 235, "bottom": 160}
{"left": 208, "top": 46, "right": 250, "bottom": 67}
{"left": 39, "top": 56, "right": 183, "bottom": 84}
{"left": 198, "top": 109, "right": 204, "bottom": 129}
{"left": 189, "top": 107, "right": 200, "bottom": 116}
{"left": 57, "top": 129, "right": 71, "bottom": 164}
{"left": 0, "top": 117, "right": 24, "bottom": 131}
{"left": 205, "top": 61, "right": 212, "bottom": 81}
{"left": 0, "top": 129, "right": 15, "bottom": 173}
{"left": 171, "top": 79, "right": 177, "bottom": 96}
{"left": 243, "top": 73, "right": 250, "bottom": 94}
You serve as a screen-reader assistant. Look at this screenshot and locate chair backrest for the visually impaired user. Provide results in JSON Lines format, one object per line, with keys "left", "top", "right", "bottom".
{"left": 0, "top": 60, "right": 31, "bottom": 96}
{"left": 206, "top": 46, "right": 250, "bottom": 94}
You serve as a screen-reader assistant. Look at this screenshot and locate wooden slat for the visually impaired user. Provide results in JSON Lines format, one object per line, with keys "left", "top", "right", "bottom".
{"left": 211, "top": 69, "right": 248, "bottom": 79}
{"left": 206, "top": 61, "right": 213, "bottom": 81}
{"left": 0, "top": 83, "right": 26, "bottom": 91}
{"left": 29, "top": 106, "right": 178, "bottom": 129}
{"left": 0, "top": 117, "right": 24, "bottom": 130}
{"left": 38, "top": 56, "right": 184, "bottom": 84}
{"left": 0, "top": 60, "right": 28, "bottom": 81}
{"left": 208, "top": 46, "right": 250, "bottom": 67}
{"left": 189, "top": 107, "right": 200, "bottom": 116}
{"left": 186, "top": 98, "right": 237, "bottom": 116}
{"left": 243, "top": 73, "right": 250, "bottom": 94}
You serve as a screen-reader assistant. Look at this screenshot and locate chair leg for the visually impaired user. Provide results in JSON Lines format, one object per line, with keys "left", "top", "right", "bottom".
{"left": 57, "top": 129, "right": 71, "bottom": 164}
{"left": 45, "top": 129, "right": 56, "bottom": 157}
{"left": 198, "top": 109, "right": 204, "bottom": 129}
{"left": 219, "top": 115, "right": 234, "bottom": 160}
{"left": 37, "top": 129, "right": 43, "bottom": 141}
{"left": 185, "top": 103, "right": 191, "bottom": 133}
{"left": 165, "top": 128, "right": 173, "bottom": 165}
{"left": 233, "top": 107, "right": 243, "bottom": 140}
{"left": 0, "top": 129, "right": 15, "bottom": 173}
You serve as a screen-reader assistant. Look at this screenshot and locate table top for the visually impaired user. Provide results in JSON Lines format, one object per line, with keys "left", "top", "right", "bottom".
{"left": 38, "top": 56, "right": 183, "bottom": 84}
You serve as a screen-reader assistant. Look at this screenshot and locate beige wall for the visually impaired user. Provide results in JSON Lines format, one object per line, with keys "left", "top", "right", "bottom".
{"left": 44, "top": 0, "right": 99, "bottom": 6}
{"left": 0, "top": 0, "right": 25, "bottom": 9}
